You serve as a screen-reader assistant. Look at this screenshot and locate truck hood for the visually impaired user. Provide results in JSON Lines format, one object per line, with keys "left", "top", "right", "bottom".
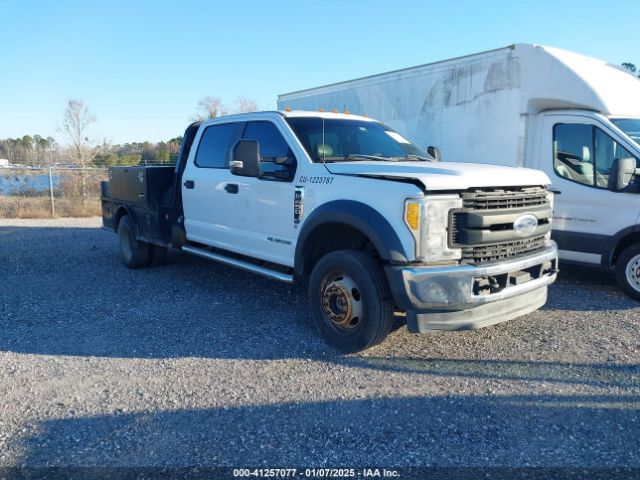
{"left": 326, "top": 161, "right": 550, "bottom": 191}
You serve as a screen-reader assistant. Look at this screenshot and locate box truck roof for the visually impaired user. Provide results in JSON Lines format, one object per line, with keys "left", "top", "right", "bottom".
{"left": 522, "top": 45, "right": 640, "bottom": 116}
{"left": 279, "top": 44, "right": 640, "bottom": 118}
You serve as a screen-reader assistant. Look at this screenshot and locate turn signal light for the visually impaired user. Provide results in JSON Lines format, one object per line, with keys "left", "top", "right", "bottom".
{"left": 405, "top": 202, "right": 420, "bottom": 230}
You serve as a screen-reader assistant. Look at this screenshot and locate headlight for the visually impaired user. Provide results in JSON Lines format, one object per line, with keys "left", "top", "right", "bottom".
{"left": 404, "top": 195, "right": 462, "bottom": 262}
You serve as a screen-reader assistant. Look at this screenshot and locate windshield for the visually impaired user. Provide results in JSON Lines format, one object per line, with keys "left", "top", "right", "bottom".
{"left": 612, "top": 118, "right": 640, "bottom": 146}
{"left": 285, "top": 117, "right": 433, "bottom": 162}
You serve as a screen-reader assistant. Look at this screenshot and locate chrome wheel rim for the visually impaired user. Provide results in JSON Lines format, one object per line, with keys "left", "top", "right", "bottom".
{"left": 625, "top": 253, "right": 640, "bottom": 293}
{"left": 320, "top": 272, "right": 363, "bottom": 333}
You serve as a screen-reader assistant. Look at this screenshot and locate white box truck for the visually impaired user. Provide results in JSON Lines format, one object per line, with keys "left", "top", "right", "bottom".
{"left": 278, "top": 44, "right": 640, "bottom": 299}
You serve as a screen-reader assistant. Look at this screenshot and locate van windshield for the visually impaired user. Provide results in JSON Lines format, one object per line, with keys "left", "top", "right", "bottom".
{"left": 285, "top": 117, "right": 433, "bottom": 162}
{"left": 612, "top": 118, "right": 640, "bottom": 146}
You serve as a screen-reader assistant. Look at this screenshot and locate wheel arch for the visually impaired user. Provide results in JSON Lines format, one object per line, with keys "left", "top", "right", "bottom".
{"left": 602, "top": 225, "right": 640, "bottom": 270}
{"left": 294, "top": 200, "right": 410, "bottom": 277}
{"left": 114, "top": 205, "right": 135, "bottom": 233}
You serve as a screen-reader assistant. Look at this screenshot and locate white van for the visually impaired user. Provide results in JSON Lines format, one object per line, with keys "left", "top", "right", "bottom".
{"left": 278, "top": 44, "right": 640, "bottom": 299}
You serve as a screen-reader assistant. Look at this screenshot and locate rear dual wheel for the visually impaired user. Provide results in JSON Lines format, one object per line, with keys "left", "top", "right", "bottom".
{"left": 309, "top": 250, "right": 394, "bottom": 353}
{"left": 117, "top": 215, "right": 167, "bottom": 269}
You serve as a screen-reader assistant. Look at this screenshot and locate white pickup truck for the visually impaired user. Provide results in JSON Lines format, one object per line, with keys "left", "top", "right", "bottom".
{"left": 101, "top": 111, "right": 558, "bottom": 352}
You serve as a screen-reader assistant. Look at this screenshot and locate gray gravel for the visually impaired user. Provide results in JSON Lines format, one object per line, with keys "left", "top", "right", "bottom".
{"left": 0, "top": 217, "right": 639, "bottom": 468}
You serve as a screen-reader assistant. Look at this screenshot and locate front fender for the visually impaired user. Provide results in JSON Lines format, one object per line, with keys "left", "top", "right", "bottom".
{"left": 294, "top": 200, "right": 410, "bottom": 275}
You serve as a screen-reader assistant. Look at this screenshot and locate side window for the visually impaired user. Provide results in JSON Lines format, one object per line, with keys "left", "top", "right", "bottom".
{"left": 243, "top": 121, "right": 296, "bottom": 181}
{"left": 553, "top": 123, "right": 637, "bottom": 189}
{"left": 194, "top": 123, "right": 241, "bottom": 168}
{"left": 553, "top": 124, "right": 594, "bottom": 186}
{"left": 243, "top": 121, "right": 293, "bottom": 160}
{"left": 595, "top": 129, "right": 635, "bottom": 188}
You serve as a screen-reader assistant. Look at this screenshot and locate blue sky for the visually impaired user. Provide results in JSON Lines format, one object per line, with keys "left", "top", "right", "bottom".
{"left": 0, "top": 0, "right": 637, "bottom": 145}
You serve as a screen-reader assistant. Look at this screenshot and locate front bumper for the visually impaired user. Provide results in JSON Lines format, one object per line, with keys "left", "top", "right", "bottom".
{"left": 385, "top": 242, "right": 558, "bottom": 332}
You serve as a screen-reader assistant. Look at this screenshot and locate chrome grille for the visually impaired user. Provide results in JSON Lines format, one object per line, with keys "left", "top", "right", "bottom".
{"left": 451, "top": 186, "right": 551, "bottom": 264}
{"left": 461, "top": 236, "right": 548, "bottom": 265}
{"left": 462, "top": 186, "right": 548, "bottom": 210}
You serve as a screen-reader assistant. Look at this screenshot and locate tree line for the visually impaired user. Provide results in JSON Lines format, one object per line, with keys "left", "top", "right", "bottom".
{"left": 622, "top": 62, "right": 640, "bottom": 77}
{"left": 0, "top": 133, "right": 185, "bottom": 167}
{"left": 0, "top": 135, "right": 59, "bottom": 165}
{"left": 0, "top": 95, "right": 258, "bottom": 168}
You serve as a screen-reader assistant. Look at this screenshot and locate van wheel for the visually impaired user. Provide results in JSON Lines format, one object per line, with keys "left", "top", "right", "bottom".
{"left": 117, "top": 215, "right": 150, "bottom": 269}
{"left": 616, "top": 243, "right": 640, "bottom": 301}
{"left": 309, "top": 250, "right": 394, "bottom": 353}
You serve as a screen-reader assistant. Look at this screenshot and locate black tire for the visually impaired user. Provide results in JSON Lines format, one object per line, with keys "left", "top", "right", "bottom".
{"left": 149, "top": 245, "right": 169, "bottom": 267}
{"left": 615, "top": 243, "right": 640, "bottom": 301}
{"left": 309, "top": 250, "right": 394, "bottom": 353}
{"left": 117, "top": 215, "right": 150, "bottom": 269}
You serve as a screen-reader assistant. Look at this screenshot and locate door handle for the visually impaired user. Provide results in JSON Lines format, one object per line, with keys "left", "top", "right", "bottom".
{"left": 184, "top": 180, "right": 195, "bottom": 189}
{"left": 225, "top": 183, "right": 239, "bottom": 194}
{"left": 549, "top": 189, "right": 562, "bottom": 195}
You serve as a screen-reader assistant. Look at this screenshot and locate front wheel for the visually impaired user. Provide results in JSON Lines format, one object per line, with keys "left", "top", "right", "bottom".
{"left": 615, "top": 243, "right": 640, "bottom": 301}
{"left": 309, "top": 250, "right": 394, "bottom": 353}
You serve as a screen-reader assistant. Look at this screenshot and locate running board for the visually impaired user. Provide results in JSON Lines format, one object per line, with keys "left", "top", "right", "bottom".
{"left": 182, "top": 245, "right": 294, "bottom": 283}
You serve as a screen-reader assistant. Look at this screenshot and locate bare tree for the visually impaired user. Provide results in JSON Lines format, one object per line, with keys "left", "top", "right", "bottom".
{"left": 59, "top": 99, "right": 98, "bottom": 204}
{"left": 60, "top": 99, "right": 98, "bottom": 165}
{"left": 194, "top": 96, "right": 228, "bottom": 121}
{"left": 233, "top": 96, "right": 258, "bottom": 113}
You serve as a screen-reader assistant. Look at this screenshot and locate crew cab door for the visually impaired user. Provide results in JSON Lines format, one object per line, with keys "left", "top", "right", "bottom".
{"left": 182, "top": 121, "right": 244, "bottom": 251}
{"left": 221, "top": 120, "right": 298, "bottom": 266}
{"left": 182, "top": 118, "right": 298, "bottom": 267}
{"left": 540, "top": 113, "right": 640, "bottom": 264}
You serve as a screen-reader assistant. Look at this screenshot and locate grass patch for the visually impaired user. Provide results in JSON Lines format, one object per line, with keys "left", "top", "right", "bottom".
{"left": 0, "top": 196, "right": 101, "bottom": 219}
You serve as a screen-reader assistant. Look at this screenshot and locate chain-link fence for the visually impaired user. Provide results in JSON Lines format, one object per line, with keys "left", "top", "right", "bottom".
{"left": 0, "top": 166, "right": 108, "bottom": 219}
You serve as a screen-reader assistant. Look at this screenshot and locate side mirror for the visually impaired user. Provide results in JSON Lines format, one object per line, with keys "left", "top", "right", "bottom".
{"left": 230, "top": 140, "right": 260, "bottom": 177}
{"left": 274, "top": 155, "right": 295, "bottom": 165}
{"left": 608, "top": 157, "right": 637, "bottom": 191}
{"left": 427, "top": 145, "right": 441, "bottom": 162}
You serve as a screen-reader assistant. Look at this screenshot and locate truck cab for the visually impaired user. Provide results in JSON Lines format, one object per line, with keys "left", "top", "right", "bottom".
{"left": 102, "top": 111, "right": 558, "bottom": 352}
{"left": 533, "top": 110, "right": 640, "bottom": 299}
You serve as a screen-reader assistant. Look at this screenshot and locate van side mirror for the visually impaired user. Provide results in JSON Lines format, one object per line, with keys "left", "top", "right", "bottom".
{"left": 230, "top": 140, "right": 260, "bottom": 177}
{"left": 608, "top": 157, "right": 637, "bottom": 191}
{"left": 427, "top": 146, "right": 441, "bottom": 162}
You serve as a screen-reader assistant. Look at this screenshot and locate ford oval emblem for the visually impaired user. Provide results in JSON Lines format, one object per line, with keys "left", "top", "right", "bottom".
{"left": 513, "top": 214, "right": 538, "bottom": 236}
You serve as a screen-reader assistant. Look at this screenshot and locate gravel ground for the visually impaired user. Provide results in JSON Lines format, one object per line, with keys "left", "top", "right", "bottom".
{"left": 0, "top": 217, "right": 639, "bottom": 469}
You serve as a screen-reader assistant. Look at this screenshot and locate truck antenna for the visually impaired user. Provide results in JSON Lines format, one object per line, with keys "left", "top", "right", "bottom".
{"left": 320, "top": 115, "right": 331, "bottom": 174}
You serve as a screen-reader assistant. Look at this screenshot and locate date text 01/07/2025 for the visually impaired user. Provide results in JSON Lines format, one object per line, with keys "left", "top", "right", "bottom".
{"left": 232, "top": 468, "right": 400, "bottom": 477}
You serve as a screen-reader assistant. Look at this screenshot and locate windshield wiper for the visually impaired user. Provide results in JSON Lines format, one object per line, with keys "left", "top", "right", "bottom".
{"left": 402, "top": 154, "right": 434, "bottom": 162}
{"left": 343, "top": 154, "right": 395, "bottom": 162}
